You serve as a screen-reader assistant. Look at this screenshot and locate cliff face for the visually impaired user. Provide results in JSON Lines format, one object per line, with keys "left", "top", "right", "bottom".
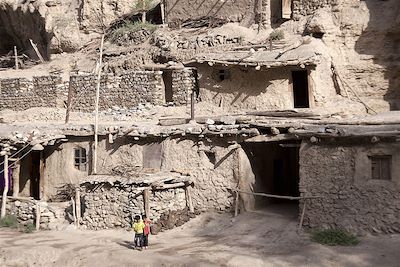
{"left": 0, "top": 0, "right": 138, "bottom": 57}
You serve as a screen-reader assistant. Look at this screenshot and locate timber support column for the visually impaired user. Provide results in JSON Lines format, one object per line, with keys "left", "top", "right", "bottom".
{"left": 143, "top": 189, "right": 150, "bottom": 219}
{"left": 12, "top": 160, "right": 20, "bottom": 197}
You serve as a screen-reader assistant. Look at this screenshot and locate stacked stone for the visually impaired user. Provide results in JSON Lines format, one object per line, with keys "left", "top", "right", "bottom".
{"left": 80, "top": 183, "right": 187, "bottom": 230}
{"left": 300, "top": 143, "right": 400, "bottom": 234}
{"left": 0, "top": 78, "right": 37, "bottom": 110}
{"left": 154, "top": 34, "right": 242, "bottom": 51}
{"left": 33, "top": 76, "right": 63, "bottom": 107}
{"left": 292, "top": 0, "right": 340, "bottom": 20}
{"left": 3, "top": 199, "right": 68, "bottom": 230}
{"left": 71, "top": 71, "right": 165, "bottom": 112}
{"left": 171, "top": 69, "right": 196, "bottom": 105}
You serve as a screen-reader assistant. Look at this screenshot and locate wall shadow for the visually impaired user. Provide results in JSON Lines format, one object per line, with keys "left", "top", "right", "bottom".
{"left": 354, "top": 0, "right": 400, "bottom": 110}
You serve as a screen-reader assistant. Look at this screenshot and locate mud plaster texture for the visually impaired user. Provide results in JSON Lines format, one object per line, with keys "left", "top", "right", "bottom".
{"left": 194, "top": 61, "right": 363, "bottom": 114}
{"left": 40, "top": 136, "right": 240, "bottom": 229}
{"left": 299, "top": 141, "right": 400, "bottom": 234}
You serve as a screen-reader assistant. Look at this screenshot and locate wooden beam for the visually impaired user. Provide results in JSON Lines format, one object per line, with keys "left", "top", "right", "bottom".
{"left": 14, "top": 46, "right": 18, "bottom": 70}
{"left": 0, "top": 154, "right": 9, "bottom": 218}
{"left": 35, "top": 202, "right": 41, "bottom": 231}
{"left": 12, "top": 160, "right": 20, "bottom": 197}
{"left": 143, "top": 189, "right": 150, "bottom": 219}
{"left": 234, "top": 190, "right": 239, "bottom": 217}
{"left": 185, "top": 185, "right": 194, "bottom": 213}
{"left": 29, "top": 39, "right": 45, "bottom": 62}
{"left": 298, "top": 199, "right": 307, "bottom": 231}
{"left": 75, "top": 187, "right": 81, "bottom": 226}
{"left": 93, "top": 35, "right": 105, "bottom": 174}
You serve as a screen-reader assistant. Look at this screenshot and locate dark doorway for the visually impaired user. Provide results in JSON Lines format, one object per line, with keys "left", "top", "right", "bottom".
{"left": 162, "top": 70, "right": 173, "bottom": 103}
{"left": 292, "top": 70, "right": 310, "bottom": 108}
{"left": 19, "top": 152, "right": 41, "bottom": 200}
{"left": 242, "top": 141, "right": 300, "bottom": 209}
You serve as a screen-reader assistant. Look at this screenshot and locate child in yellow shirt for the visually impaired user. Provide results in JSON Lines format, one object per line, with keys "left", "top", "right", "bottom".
{"left": 132, "top": 215, "right": 145, "bottom": 250}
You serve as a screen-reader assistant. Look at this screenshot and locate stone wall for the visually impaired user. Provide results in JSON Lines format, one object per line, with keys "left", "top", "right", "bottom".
{"left": 80, "top": 184, "right": 187, "bottom": 230}
{"left": 171, "top": 69, "right": 196, "bottom": 105}
{"left": 0, "top": 69, "right": 197, "bottom": 111}
{"left": 1, "top": 198, "right": 70, "bottom": 230}
{"left": 292, "top": 0, "right": 340, "bottom": 19}
{"left": 0, "top": 76, "right": 66, "bottom": 110}
{"left": 299, "top": 141, "right": 400, "bottom": 234}
{"left": 70, "top": 71, "right": 165, "bottom": 112}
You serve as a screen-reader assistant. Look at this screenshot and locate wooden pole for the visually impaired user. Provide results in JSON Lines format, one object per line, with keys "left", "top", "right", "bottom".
{"left": 93, "top": 35, "right": 105, "bottom": 174}
{"left": 71, "top": 197, "right": 77, "bottom": 226}
{"left": 234, "top": 190, "right": 239, "bottom": 217}
{"left": 190, "top": 90, "right": 195, "bottom": 120}
{"left": 35, "top": 202, "right": 41, "bottom": 230}
{"left": 160, "top": 0, "right": 165, "bottom": 24}
{"left": 14, "top": 46, "right": 18, "bottom": 70}
{"left": 1, "top": 154, "right": 9, "bottom": 218}
{"left": 298, "top": 199, "right": 307, "bottom": 231}
{"left": 185, "top": 185, "right": 194, "bottom": 213}
{"left": 65, "top": 80, "right": 74, "bottom": 124}
{"left": 12, "top": 160, "right": 20, "bottom": 197}
{"left": 143, "top": 189, "right": 150, "bottom": 219}
{"left": 75, "top": 187, "right": 81, "bottom": 226}
{"left": 29, "top": 39, "right": 45, "bottom": 62}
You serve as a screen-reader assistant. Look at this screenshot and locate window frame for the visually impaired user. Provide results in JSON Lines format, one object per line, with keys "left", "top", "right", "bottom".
{"left": 74, "top": 147, "right": 87, "bottom": 171}
{"left": 369, "top": 155, "right": 392, "bottom": 181}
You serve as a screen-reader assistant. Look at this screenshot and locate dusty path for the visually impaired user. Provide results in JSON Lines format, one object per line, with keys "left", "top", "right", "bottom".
{"left": 0, "top": 208, "right": 399, "bottom": 267}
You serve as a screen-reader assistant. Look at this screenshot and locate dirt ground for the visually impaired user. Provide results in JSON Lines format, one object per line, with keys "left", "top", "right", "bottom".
{"left": 0, "top": 207, "right": 399, "bottom": 267}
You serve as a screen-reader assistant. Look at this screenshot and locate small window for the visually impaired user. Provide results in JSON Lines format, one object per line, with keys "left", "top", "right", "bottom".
{"left": 74, "top": 147, "right": 87, "bottom": 171}
{"left": 370, "top": 155, "right": 391, "bottom": 180}
{"left": 213, "top": 69, "right": 230, "bottom": 82}
{"left": 204, "top": 151, "right": 216, "bottom": 165}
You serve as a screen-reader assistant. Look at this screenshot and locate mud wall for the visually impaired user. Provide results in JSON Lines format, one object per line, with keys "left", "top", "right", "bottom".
{"left": 195, "top": 62, "right": 351, "bottom": 113}
{"left": 41, "top": 136, "right": 239, "bottom": 226}
{"left": 299, "top": 141, "right": 400, "bottom": 234}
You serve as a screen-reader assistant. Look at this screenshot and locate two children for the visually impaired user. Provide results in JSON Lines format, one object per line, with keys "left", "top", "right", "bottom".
{"left": 132, "top": 214, "right": 151, "bottom": 250}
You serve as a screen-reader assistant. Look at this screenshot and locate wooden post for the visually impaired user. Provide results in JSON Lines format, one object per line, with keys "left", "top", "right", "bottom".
{"left": 185, "top": 185, "right": 194, "bottom": 213}
{"left": 14, "top": 46, "right": 18, "bottom": 70}
{"left": 12, "top": 160, "right": 20, "bottom": 197}
{"left": 93, "top": 34, "right": 105, "bottom": 174}
{"left": 65, "top": 81, "right": 74, "bottom": 124}
{"left": 29, "top": 39, "right": 45, "bottom": 62}
{"left": 0, "top": 154, "right": 9, "bottom": 218}
{"left": 75, "top": 187, "right": 81, "bottom": 226}
{"left": 71, "top": 197, "right": 77, "bottom": 226}
{"left": 190, "top": 90, "right": 195, "bottom": 120}
{"left": 141, "top": 0, "right": 146, "bottom": 23}
{"left": 35, "top": 202, "right": 41, "bottom": 231}
{"left": 143, "top": 189, "right": 150, "bottom": 219}
{"left": 160, "top": 0, "right": 165, "bottom": 24}
{"left": 298, "top": 199, "right": 307, "bottom": 231}
{"left": 234, "top": 190, "right": 239, "bottom": 217}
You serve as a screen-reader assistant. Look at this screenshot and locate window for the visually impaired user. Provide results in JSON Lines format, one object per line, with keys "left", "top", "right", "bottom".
{"left": 74, "top": 148, "right": 87, "bottom": 171}
{"left": 213, "top": 69, "right": 230, "bottom": 82}
{"left": 370, "top": 155, "right": 391, "bottom": 180}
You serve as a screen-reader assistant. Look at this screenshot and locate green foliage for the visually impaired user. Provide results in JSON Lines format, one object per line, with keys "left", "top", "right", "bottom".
{"left": 135, "top": 0, "right": 156, "bottom": 11}
{"left": 269, "top": 30, "right": 285, "bottom": 41}
{"left": 23, "top": 223, "right": 36, "bottom": 233}
{"left": 0, "top": 215, "right": 19, "bottom": 228}
{"left": 311, "top": 229, "right": 360, "bottom": 246}
{"left": 109, "top": 21, "right": 157, "bottom": 43}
